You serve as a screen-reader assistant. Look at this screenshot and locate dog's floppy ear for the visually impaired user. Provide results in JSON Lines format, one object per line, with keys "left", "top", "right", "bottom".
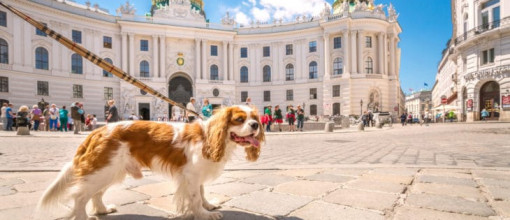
{"left": 245, "top": 107, "right": 264, "bottom": 161}
{"left": 203, "top": 107, "right": 232, "bottom": 162}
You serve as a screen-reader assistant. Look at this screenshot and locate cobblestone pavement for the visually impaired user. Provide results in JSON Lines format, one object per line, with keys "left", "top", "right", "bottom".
{"left": 0, "top": 123, "right": 510, "bottom": 219}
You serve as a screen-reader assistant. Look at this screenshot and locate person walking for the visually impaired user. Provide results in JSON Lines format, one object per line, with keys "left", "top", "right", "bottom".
{"left": 48, "top": 104, "right": 59, "bottom": 132}
{"left": 1, "top": 103, "right": 8, "bottom": 131}
{"left": 5, "top": 103, "right": 14, "bottom": 131}
{"left": 264, "top": 106, "right": 272, "bottom": 132}
{"left": 407, "top": 112, "right": 413, "bottom": 125}
{"left": 296, "top": 105, "right": 304, "bottom": 132}
{"left": 481, "top": 108, "right": 489, "bottom": 121}
{"left": 30, "top": 105, "right": 42, "bottom": 131}
{"left": 448, "top": 110, "right": 455, "bottom": 122}
{"left": 91, "top": 114, "right": 97, "bottom": 130}
{"left": 424, "top": 111, "right": 430, "bottom": 126}
{"left": 42, "top": 104, "right": 50, "bottom": 131}
{"left": 186, "top": 97, "right": 197, "bottom": 123}
{"left": 400, "top": 113, "right": 406, "bottom": 127}
{"left": 273, "top": 105, "right": 283, "bottom": 132}
{"left": 286, "top": 105, "right": 296, "bottom": 132}
{"left": 106, "top": 100, "right": 119, "bottom": 123}
{"left": 362, "top": 111, "right": 368, "bottom": 127}
{"left": 201, "top": 98, "right": 213, "bottom": 120}
{"left": 71, "top": 102, "right": 83, "bottom": 134}
{"left": 59, "top": 106, "right": 69, "bottom": 132}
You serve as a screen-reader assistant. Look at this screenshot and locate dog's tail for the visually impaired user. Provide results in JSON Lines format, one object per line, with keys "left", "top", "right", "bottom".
{"left": 37, "top": 162, "right": 74, "bottom": 210}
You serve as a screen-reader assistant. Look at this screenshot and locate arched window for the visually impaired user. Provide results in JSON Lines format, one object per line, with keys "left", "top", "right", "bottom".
{"left": 140, "top": 60, "right": 150, "bottom": 77}
{"left": 310, "top": 104, "right": 317, "bottom": 116}
{"left": 309, "top": 61, "right": 318, "bottom": 79}
{"left": 365, "top": 57, "right": 373, "bottom": 74}
{"left": 0, "top": 38, "right": 8, "bottom": 64}
{"left": 103, "top": 58, "right": 113, "bottom": 77}
{"left": 35, "top": 47, "right": 49, "bottom": 70}
{"left": 210, "top": 65, "right": 219, "bottom": 80}
{"left": 240, "top": 66, "right": 248, "bottom": 83}
{"left": 333, "top": 58, "right": 343, "bottom": 75}
{"left": 263, "top": 65, "right": 271, "bottom": 82}
{"left": 71, "top": 53, "right": 83, "bottom": 74}
{"left": 285, "top": 64, "right": 294, "bottom": 81}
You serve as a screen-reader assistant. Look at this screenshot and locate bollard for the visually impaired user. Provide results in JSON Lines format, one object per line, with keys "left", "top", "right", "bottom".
{"left": 16, "top": 126, "right": 30, "bottom": 135}
{"left": 324, "top": 122, "right": 334, "bottom": 132}
{"left": 376, "top": 122, "right": 384, "bottom": 129}
{"left": 357, "top": 122, "right": 364, "bottom": 131}
{"left": 341, "top": 117, "right": 350, "bottom": 129}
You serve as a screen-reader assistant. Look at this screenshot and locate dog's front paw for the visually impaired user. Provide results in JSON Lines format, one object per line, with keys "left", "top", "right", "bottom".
{"left": 203, "top": 202, "right": 221, "bottom": 211}
{"left": 196, "top": 211, "right": 223, "bottom": 220}
{"left": 87, "top": 216, "right": 99, "bottom": 220}
{"left": 105, "top": 204, "right": 117, "bottom": 214}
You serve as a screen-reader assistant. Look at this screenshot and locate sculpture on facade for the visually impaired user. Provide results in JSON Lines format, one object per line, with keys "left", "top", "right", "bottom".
{"left": 320, "top": 3, "right": 331, "bottom": 18}
{"left": 387, "top": 3, "right": 399, "bottom": 22}
{"left": 116, "top": 1, "right": 136, "bottom": 16}
{"left": 221, "top": 12, "right": 235, "bottom": 26}
{"left": 368, "top": 90, "right": 380, "bottom": 112}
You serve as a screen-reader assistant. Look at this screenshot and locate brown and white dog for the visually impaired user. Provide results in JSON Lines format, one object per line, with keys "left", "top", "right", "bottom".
{"left": 38, "top": 105, "right": 264, "bottom": 220}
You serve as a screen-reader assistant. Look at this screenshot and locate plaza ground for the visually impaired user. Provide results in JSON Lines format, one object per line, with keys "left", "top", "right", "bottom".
{"left": 1, "top": 123, "right": 510, "bottom": 219}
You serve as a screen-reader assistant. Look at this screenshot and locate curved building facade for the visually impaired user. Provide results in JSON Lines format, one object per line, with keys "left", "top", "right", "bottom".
{"left": 0, "top": 0, "right": 402, "bottom": 120}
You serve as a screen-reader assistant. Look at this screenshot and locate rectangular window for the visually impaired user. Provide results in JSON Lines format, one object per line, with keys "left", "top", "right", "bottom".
{"left": 36, "top": 23, "right": 47, "bottom": 37}
{"left": 37, "top": 81, "right": 49, "bottom": 96}
{"left": 103, "top": 36, "right": 112, "bottom": 49}
{"left": 72, "top": 30, "right": 82, "bottom": 44}
{"left": 104, "top": 87, "right": 113, "bottom": 100}
{"left": 140, "top": 40, "right": 149, "bottom": 51}
{"left": 263, "top": 46, "right": 270, "bottom": 57}
{"left": 286, "top": 44, "right": 293, "bottom": 55}
{"left": 211, "top": 45, "right": 218, "bottom": 56}
{"left": 310, "top": 88, "right": 317, "bottom": 100}
{"left": 241, "top": 91, "right": 248, "bottom": 102}
{"left": 240, "top": 47, "right": 248, "bottom": 58}
{"left": 482, "top": 0, "right": 499, "bottom": 9}
{"left": 365, "top": 36, "right": 372, "bottom": 48}
{"left": 264, "top": 90, "right": 271, "bottom": 102}
{"left": 286, "top": 90, "right": 293, "bottom": 101}
{"left": 493, "top": 6, "right": 500, "bottom": 27}
{"left": 0, "top": 11, "right": 6, "bottom": 27}
{"left": 482, "top": 11, "right": 489, "bottom": 29}
{"left": 73, "top": 84, "right": 83, "bottom": 98}
{"left": 309, "top": 41, "right": 317, "bottom": 53}
{"left": 0, "top": 76, "right": 7, "bottom": 92}
{"left": 333, "top": 37, "right": 341, "bottom": 49}
{"left": 482, "top": 48, "right": 495, "bottom": 64}
{"left": 333, "top": 85, "right": 340, "bottom": 97}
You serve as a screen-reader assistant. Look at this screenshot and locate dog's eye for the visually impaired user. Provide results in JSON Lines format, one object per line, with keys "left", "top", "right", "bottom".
{"left": 236, "top": 117, "right": 245, "bottom": 122}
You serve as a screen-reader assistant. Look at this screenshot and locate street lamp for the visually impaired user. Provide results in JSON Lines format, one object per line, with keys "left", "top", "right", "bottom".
{"left": 360, "top": 99, "right": 363, "bottom": 116}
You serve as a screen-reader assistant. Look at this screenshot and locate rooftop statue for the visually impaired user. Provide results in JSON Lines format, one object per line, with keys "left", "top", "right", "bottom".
{"left": 117, "top": 0, "right": 136, "bottom": 16}
{"left": 387, "top": 3, "right": 398, "bottom": 22}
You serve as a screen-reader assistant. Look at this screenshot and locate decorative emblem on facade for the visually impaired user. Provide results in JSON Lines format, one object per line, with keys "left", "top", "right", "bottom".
{"left": 213, "top": 88, "right": 219, "bottom": 97}
{"left": 464, "top": 65, "right": 510, "bottom": 81}
{"left": 177, "top": 52, "right": 184, "bottom": 66}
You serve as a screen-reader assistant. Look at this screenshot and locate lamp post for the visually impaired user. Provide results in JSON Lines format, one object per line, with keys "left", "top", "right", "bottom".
{"left": 360, "top": 99, "right": 363, "bottom": 116}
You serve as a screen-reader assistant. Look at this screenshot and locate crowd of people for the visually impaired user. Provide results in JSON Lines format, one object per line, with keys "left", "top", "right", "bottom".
{"left": 399, "top": 111, "right": 432, "bottom": 126}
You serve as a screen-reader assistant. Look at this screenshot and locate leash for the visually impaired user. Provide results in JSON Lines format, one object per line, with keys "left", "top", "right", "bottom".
{"left": 0, "top": 1, "right": 202, "bottom": 118}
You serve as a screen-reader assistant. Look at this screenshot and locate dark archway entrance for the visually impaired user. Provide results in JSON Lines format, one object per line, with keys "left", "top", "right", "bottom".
{"left": 480, "top": 81, "right": 500, "bottom": 120}
{"left": 332, "top": 103, "right": 341, "bottom": 116}
{"left": 168, "top": 75, "right": 193, "bottom": 119}
{"left": 139, "top": 103, "right": 150, "bottom": 121}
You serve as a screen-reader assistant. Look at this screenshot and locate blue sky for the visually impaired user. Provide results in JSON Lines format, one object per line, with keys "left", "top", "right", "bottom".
{"left": 75, "top": 0, "right": 452, "bottom": 93}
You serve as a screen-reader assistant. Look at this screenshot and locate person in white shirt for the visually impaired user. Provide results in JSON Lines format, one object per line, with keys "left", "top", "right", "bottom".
{"left": 186, "top": 97, "right": 196, "bottom": 123}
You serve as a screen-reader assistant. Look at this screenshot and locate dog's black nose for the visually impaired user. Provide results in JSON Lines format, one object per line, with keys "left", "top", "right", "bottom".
{"left": 250, "top": 122, "right": 259, "bottom": 130}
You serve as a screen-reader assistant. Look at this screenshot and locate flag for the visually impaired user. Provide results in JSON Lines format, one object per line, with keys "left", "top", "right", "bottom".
{"left": 424, "top": 82, "right": 429, "bottom": 87}
{"left": 409, "top": 88, "right": 413, "bottom": 92}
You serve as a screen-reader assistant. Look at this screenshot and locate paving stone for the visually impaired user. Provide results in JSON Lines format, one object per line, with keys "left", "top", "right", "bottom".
{"left": 122, "top": 177, "right": 161, "bottom": 188}
{"left": 274, "top": 169, "right": 322, "bottom": 177}
{"left": 486, "top": 186, "right": 510, "bottom": 201}
{"left": 0, "top": 178, "right": 25, "bottom": 187}
{"left": 323, "top": 188, "right": 399, "bottom": 211}
{"left": 417, "top": 175, "right": 477, "bottom": 187}
{"left": 14, "top": 180, "right": 53, "bottom": 192}
{"left": 394, "top": 206, "right": 488, "bottom": 220}
{"left": 148, "top": 193, "right": 230, "bottom": 214}
{"left": 206, "top": 182, "right": 266, "bottom": 197}
{"left": 345, "top": 179, "right": 406, "bottom": 194}
{"left": 288, "top": 201, "right": 384, "bottom": 220}
{"left": 14, "top": 172, "right": 59, "bottom": 183}
{"left": 492, "top": 201, "right": 510, "bottom": 217}
{"left": 103, "top": 188, "right": 151, "bottom": 206}
{"left": 406, "top": 193, "right": 495, "bottom": 216}
{"left": 274, "top": 180, "right": 340, "bottom": 197}
{"left": 132, "top": 182, "right": 176, "bottom": 198}
{"left": 0, "top": 191, "right": 42, "bottom": 210}
{"left": 304, "top": 174, "right": 355, "bottom": 183}
{"left": 224, "top": 191, "right": 313, "bottom": 216}
{"left": 240, "top": 174, "right": 295, "bottom": 186}
{"left": 412, "top": 183, "right": 484, "bottom": 201}
{"left": 321, "top": 168, "right": 370, "bottom": 177}
{"left": 480, "top": 178, "right": 510, "bottom": 189}
{"left": 104, "top": 203, "right": 172, "bottom": 219}
{"left": 359, "top": 173, "right": 414, "bottom": 185}
{"left": 420, "top": 169, "right": 472, "bottom": 179}
{"left": 472, "top": 170, "right": 510, "bottom": 181}
{"left": 0, "top": 186, "right": 16, "bottom": 196}
{"left": 208, "top": 176, "right": 237, "bottom": 185}
{"left": 221, "top": 171, "right": 264, "bottom": 179}
{"left": 370, "top": 168, "right": 418, "bottom": 176}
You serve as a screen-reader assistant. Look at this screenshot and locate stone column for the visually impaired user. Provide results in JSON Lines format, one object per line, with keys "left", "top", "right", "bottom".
{"left": 159, "top": 35, "right": 166, "bottom": 78}
{"left": 272, "top": 42, "right": 279, "bottom": 82}
{"left": 222, "top": 41, "right": 228, "bottom": 81}
{"left": 201, "top": 39, "right": 207, "bottom": 80}
{"left": 295, "top": 40, "right": 302, "bottom": 80}
{"left": 357, "top": 31, "right": 363, "bottom": 74}
{"left": 378, "top": 33, "right": 384, "bottom": 74}
{"left": 228, "top": 42, "right": 234, "bottom": 81}
{"left": 343, "top": 31, "right": 350, "bottom": 75}
{"left": 384, "top": 33, "right": 389, "bottom": 75}
{"left": 301, "top": 40, "right": 307, "bottom": 79}
{"left": 195, "top": 38, "right": 201, "bottom": 81}
{"left": 152, "top": 35, "right": 159, "bottom": 78}
{"left": 389, "top": 34, "right": 395, "bottom": 75}
{"left": 128, "top": 33, "right": 135, "bottom": 76}
{"left": 121, "top": 33, "right": 128, "bottom": 73}
{"left": 324, "top": 33, "right": 330, "bottom": 78}
{"left": 350, "top": 31, "right": 357, "bottom": 74}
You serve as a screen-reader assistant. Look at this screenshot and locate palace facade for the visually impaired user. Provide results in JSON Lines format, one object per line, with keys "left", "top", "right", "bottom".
{"left": 0, "top": 0, "right": 402, "bottom": 120}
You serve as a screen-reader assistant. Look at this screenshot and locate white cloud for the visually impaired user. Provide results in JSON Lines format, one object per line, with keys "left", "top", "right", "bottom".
{"left": 251, "top": 7, "right": 271, "bottom": 22}
{"left": 235, "top": 11, "right": 250, "bottom": 26}
{"left": 248, "top": 0, "right": 257, "bottom": 6}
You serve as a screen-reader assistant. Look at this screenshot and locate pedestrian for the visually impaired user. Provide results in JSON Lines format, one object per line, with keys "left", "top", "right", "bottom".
{"left": 128, "top": 113, "right": 139, "bottom": 120}
{"left": 5, "top": 104, "right": 14, "bottom": 131}
{"left": 400, "top": 113, "right": 406, "bottom": 127}
{"left": 273, "top": 105, "right": 283, "bottom": 132}
{"left": 245, "top": 97, "right": 252, "bottom": 106}
{"left": 68, "top": 117, "right": 73, "bottom": 131}
{"left": 91, "top": 114, "right": 97, "bottom": 130}
{"left": 296, "top": 105, "right": 304, "bottom": 132}
{"left": 59, "top": 105, "right": 69, "bottom": 132}
{"left": 1, "top": 103, "right": 8, "bottom": 131}
{"left": 106, "top": 100, "right": 119, "bottom": 123}
{"left": 368, "top": 111, "right": 374, "bottom": 127}
{"left": 85, "top": 114, "right": 93, "bottom": 131}
{"left": 362, "top": 111, "right": 368, "bottom": 127}
{"left": 424, "top": 111, "right": 430, "bottom": 126}
{"left": 42, "top": 104, "right": 50, "bottom": 131}
{"left": 201, "top": 98, "right": 213, "bottom": 120}
{"left": 49, "top": 104, "right": 59, "bottom": 132}
{"left": 264, "top": 106, "right": 272, "bottom": 132}
{"left": 71, "top": 102, "right": 83, "bottom": 134}
{"left": 286, "top": 105, "right": 296, "bottom": 132}
{"left": 407, "top": 112, "right": 413, "bottom": 125}
{"left": 186, "top": 97, "right": 197, "bottom": 123}
{"left": 481, "top": 108, "right": 489, "bottom": 121}
{"left": 16, "top": 105, "right": 30, "bottom": 130}
{"left": 30, "top": 105, "right": 42, "bottom": 131}
{"left": 448, "top": 110, "right": 455, "bottom": 123}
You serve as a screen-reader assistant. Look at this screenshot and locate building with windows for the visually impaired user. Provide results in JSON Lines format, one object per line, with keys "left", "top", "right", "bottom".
{"left": 433, "top": 0, "right": 510, "bottom": 122}
{"left": 0, "top": 0, "right": 402, "bottom": 120}
{"left": 405, "top": 90, "right": 432, "bottom": 119}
